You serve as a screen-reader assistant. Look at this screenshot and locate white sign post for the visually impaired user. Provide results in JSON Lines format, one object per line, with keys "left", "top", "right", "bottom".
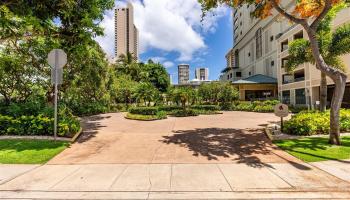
{"left": 274, "top": 103, "right": 289, "bottom": 131}
{"left": 48, "top": 49, "right": 67, "bottom": 140}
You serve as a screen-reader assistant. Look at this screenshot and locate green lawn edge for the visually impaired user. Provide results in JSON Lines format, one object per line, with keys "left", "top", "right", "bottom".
{"left": 273, "top": 136, "right": 350, "bottom": 162}
{"left": 0, "top": 139, "right": 69, "bottom": 164}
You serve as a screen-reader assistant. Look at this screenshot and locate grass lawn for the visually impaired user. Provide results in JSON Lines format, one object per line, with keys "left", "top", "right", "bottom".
{"left": 274, "top": 136, "right": 350, "bottom": 162}
{"left": 0, "top": 139, "right": 69, "bottom": 164}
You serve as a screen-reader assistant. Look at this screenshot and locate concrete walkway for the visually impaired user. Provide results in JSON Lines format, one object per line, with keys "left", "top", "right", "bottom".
{"left": 1, "top": 162, "right": 350, "bottom": 199}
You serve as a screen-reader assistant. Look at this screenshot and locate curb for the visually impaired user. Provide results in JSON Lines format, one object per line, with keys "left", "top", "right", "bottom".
{"left": 70, "top": 127, "right": 83, "bottom": 143}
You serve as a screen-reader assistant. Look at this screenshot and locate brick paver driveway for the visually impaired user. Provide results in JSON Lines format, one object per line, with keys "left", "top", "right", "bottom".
{"left": 49, "top": 111, "right": 298, "bottom": 165}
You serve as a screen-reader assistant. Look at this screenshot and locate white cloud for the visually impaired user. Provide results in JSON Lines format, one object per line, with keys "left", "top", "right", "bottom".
{"left": 149, "top": 56, "right": 166, "bottom": 63}
{"left": 163, "top": 61, "right": 175, "bottom": 68}
{"left": 95, "top": 0, "right": 230, "bottom": 61}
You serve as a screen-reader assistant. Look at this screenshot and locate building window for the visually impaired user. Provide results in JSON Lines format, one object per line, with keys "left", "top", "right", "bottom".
{"left": 236, "top": 72, "right": 242, "bottom": 77}
{"left": 294, "top": 69, "right": 305, "bottom": 82}
{"left": 282, "top": 90, "right": 290, "bottom": 104}
{"left": 255, "top": 28, "right": 262, "bottom": 59}
{"left": 248, "top": 52, "right": 251, "bottom": 57}
{"left": 295, "top": 88, "right": 306, "bottom": 105}
{"left": 294, "top": 31, "right": 303, "bottom": 40}
{"left": 270, "top": 36, "right": 274, "bottom": 41}
{"left": 230, "top": 73, "right": 233, "bottom": 78}
{"left": 249, "top": 71, "right": 252, "bottom": 76}
{"left": 281, "top": 56, "right": 290, "bottom": 68}
{"left": 234, "top": 49, "right": 239, "bottom": 68}
{"left": 271, "top": 60, "right": 275, "bottom": 66}
{"left": 281, "top": 40, "right": 288, "bottom": 52}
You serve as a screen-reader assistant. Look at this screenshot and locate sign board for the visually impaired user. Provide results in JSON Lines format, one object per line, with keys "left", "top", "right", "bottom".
{"left": 274, "top": 103, "right": 289, "bottom": 117}
{"left": 47, "top": 49, "right": 67, "bottom": 141}
{"left": 48, "top": 49, "right": 67, "bottom": 69}
{"left": 51, "top": 68, "right": 63, "bottom": 85}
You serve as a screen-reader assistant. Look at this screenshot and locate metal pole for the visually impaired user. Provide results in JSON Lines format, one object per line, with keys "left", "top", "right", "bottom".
{"left": 280, "top": 117, "right": 283, "bottom": 132}
{"left": 54, "top": 53, "right": 58, "bottom": 141}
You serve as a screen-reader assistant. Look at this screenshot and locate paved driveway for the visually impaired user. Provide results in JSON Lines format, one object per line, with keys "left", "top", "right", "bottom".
{"left": 2, "top": 112, "right": 350, "bottom": 199}
{"left": 49, "top": 111, "right": 298, "bottom": 165}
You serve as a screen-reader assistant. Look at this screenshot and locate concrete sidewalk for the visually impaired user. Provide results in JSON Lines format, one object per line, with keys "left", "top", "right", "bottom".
{"left": 1, "top": 162, "right": 349, "bottom": 199}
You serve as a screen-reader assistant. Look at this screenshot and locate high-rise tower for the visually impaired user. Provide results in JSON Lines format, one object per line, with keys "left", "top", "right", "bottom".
{"left": 115, "top": 2, "right": 139, "bottom": 60}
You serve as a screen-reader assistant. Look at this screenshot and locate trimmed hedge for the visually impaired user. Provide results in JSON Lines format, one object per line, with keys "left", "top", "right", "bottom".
{"left": 283, "top": 109, "right": 350, "bottom": 135}
{"left": 159, "top": 105, "right": 182, "bottom": 112}
{"left": 171, "top": 109, "right": 198, "bottom": 117}
{"left": 128, "top": 107, "right": 159, "bottom": 115}
{"left": 231, "top": 100, "right": 280, "bottom": 113}
{"left": 191, "top": 105, "right": 220, "bottom": 111}
{"left": 125, "top": 111, "right": 167, "bottom": 121}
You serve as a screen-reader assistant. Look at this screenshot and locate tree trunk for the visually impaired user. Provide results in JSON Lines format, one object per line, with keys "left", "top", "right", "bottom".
{"left": 320, "top": 72, "right": 327, "bottom": 112}
{"left": 302, "top": 25, "right": 347, "bottom": 146}
{"left": 329, "top": 76, "right": 346, "bottom": 145}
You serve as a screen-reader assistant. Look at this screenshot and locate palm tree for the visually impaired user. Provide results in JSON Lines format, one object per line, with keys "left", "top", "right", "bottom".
{"left": 286, "top": 4, "right": 350, "bottom": 112}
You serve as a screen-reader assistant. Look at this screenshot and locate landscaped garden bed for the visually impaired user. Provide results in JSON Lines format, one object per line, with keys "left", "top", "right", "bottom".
{"left": 125, "top": 104, "right": 223, "bottom": 120}
{"left": 283, "top": 109, "right": 350, "bottom": 136}
{"left": 0, "top": 102, "right": 81, "bottom": 138}
{"left": 125, "top": 107, "right": 167, "bottom": 121}
{"left": 230, "top": 100, "right": 279, "bottom": 113}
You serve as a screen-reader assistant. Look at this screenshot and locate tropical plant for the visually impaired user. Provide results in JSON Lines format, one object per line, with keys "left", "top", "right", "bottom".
{"left": 134, "top": 82, "right": 157, "bottom": 106}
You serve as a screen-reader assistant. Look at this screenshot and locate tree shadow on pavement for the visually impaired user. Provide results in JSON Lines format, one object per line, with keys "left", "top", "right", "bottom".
{"left": 77, "top": 115, "right": 110, "bottom": 143}
{"left": 161, "top": 128, "right": 311, "bottom": 169}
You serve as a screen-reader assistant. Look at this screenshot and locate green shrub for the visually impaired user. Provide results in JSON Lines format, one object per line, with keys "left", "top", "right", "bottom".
{"left": 159, "top": 105, "right": 182, "bottom": 112}
{"left": 231, "top": 100, "right": 279, "bottom": 113}
{"left": 171, "top": 109, "right": 198, "bottom": 117}
{"left": 283, "top": 109, "right": 350, "bottom": 135}
{"left": 252, "top": 105, "right": 274, "bottom": 113}
{"left": 125, "top": 113, "right": 158, "bottom": 121}
{"left": 289, "top": 105, "right": 309, "bottom": 113}
{"left": 191, "top": 105, "right": 220, "bottom": 111}
{"left": 263, "top": 100, "right": 280, "bottom": 106}
{"left": 232, "top": 102, "right": 255, "bottom": 111}
{"left": 125, "top": 111, "right": 167, "bottom": 121}
{"left": 0, "top": 114, "right": 80, "bottom": 137}
{"left": 68, "top": 102, "right": 110, "bottom": 116}
{"left": 156, "top": 111, "right": 167, "bottom": 119}
{"left": 219, "top": 102, "right": 233, "bottom": 111}
{"left": 128, "top": 107, "right": 159, "bottom": 115}
{"left": 0, "top": 99, "right": 48, "bottom": 117}
{"left": 194, "top": 109, "right": 221, "bottom": 115}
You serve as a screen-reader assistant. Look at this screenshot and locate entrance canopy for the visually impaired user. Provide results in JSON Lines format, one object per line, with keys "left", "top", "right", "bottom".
{"left": 232, "top": 74, "right": 277, "bottom": 101}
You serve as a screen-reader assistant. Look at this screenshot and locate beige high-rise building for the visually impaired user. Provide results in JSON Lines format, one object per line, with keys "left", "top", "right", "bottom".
{"left": 277, "top": 7, "right": 350, "bottom": 108}
{"left": 195, "top": 68, "right": 209, "bottom": 81}
{"left": 221, "top": 1, "right": 350, "bottom": 106}
{"left": 178, "top": 64, "right": 190, "bottom": 84}
{"left": 115, "top": 2, "right": 139, "bottom": 60}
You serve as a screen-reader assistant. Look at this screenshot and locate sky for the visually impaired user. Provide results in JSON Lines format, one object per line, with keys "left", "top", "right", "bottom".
{"left": 95, "top": 0, "right": 233, "bottom": 84}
